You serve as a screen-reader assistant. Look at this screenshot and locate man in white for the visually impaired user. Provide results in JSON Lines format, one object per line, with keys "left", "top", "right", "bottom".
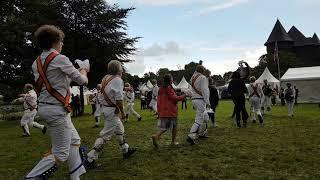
{"left": 284, "top": 83, "right": 296, "bottom": 117}
{"left": 186, "top": 65, "right": 210, "bottom": 145}
{"left": 25, "top": 25, "right": 88, "bottom": 180}
{"left": 13, "top": 83, "right": 47, "bottom": 137}
{"left": 124, "top": 83, "right": 142, "bottom": 122}
{"left": 247, "top": 76, "right": 264, "bottom": 124}
{"left": 86, "top": 60, "right": 137, "bottom": 168}
{"left": 149, "top": 79, "right": 159, "bottom": 115}
{"left": 93, "top": 84, "right": 103, "bottom": 127}
{"left": 261, "top": 79, "right": 272, "bottom": 115}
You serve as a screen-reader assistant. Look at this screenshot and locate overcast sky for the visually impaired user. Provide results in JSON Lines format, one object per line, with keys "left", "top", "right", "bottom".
{"left": 108, "top": 0, "right": 320, "bottom": 76}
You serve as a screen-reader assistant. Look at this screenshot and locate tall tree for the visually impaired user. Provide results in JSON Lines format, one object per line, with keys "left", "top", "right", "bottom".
{"left": 0, "top": 0, "right": 138, "bottom": 100}
{"left": 251, "top": 52, "right": 303, "bottom": 79}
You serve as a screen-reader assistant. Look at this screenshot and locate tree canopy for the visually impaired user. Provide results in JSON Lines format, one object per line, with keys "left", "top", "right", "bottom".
{"left": 0, "top": 0, "right": 138, "bottom": 99}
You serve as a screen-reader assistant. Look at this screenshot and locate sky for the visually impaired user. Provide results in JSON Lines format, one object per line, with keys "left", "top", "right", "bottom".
{"left": 107, "top": 0, "right": 320, "bottom": 77}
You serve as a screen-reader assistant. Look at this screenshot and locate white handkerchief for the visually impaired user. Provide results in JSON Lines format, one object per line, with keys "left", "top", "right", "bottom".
{"left": 75, "top": 59, "right": 90, "bottom": 72}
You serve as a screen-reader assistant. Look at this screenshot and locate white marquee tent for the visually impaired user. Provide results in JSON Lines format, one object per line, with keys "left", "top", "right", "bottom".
{"left": 256, "top": 67, "right": 280, "bottom": 89}
{"left": 146, "top": 80, "right": 153, "bottom": 89}
{"left": 176, "top": 77, "right": 190, "bottom": 89}
{"left": 171, "top": 83, "right": 178, "bottom": 89}
{"left": 281, "top": 66, "right": 320, "bottom": 103}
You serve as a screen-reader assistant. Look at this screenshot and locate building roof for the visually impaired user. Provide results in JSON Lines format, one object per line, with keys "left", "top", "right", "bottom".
{"left": 288, "top": 26, "right": 308, "bottom": 46}
{"left": 281, "top": 66, "right": 320, "bottom": 81}
{"left": 312, "top": 33, "right": 320, "bottom": 44}
{"left": 265, "top": 19, "right": 293, "bottom": 45}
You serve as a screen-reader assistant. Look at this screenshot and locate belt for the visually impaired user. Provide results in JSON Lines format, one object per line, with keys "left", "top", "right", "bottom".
{"left": 192, "top": 98, "right": 204, "bottom": 100}
{"left": 103, "top": 104, "right": 116, "bottom": 107}
{"left": 39, "top": 102, "right": 62, "bottom": 106}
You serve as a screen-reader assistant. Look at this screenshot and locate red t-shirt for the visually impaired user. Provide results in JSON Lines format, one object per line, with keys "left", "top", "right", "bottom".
{"left": 157, "top": 86, "right": 185, "bottom": 118}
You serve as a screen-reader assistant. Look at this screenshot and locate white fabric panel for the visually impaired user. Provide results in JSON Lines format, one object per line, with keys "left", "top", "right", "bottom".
{"left": 281, "top": 79, "right": 320, "bottom": 103}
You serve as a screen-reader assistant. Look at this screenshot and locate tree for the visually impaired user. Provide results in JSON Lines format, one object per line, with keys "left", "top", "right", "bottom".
{"left": 223, "top": 71, "right": 233, "bottom": 81}
{"left": 0, "top": 0, "right": 138, "bottom": 100}
{"left": 251, "top": 52, "right": 303, "bottom": 79}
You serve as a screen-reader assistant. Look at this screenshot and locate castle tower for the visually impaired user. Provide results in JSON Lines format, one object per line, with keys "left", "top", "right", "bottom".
{"left": 264, "top": 19, "right": 294, "bottom": 54}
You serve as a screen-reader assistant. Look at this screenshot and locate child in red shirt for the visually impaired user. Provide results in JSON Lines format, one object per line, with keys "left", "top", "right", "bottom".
{"left": 152, "top": 74, "right": 186, "bottom": 148}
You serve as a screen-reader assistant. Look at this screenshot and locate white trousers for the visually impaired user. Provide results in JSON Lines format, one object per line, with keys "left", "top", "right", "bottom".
{"left": 149, "top": 99, "right": 157, "bottom": 112}
{"left": 20, "top": 109, "right": 44, "bottom": 135}
{"left": 94, "top": 104, "right": 103, "bottom": 125}
{"left": 25, "top": 105, "right": 86, "bottom": 180}
{"left": 87, "top": 107, "right": 129, "bottom": 162}
{"left": 126, "top": 103, "right": 140, "bottom": 119}
{"left": 188, "top": 99, "right": 208, "bottom": 140}
{"left": 286, "top": 100, "right": 295, "bottom": 116}
{"left": 262, "top": 96, "right": 272, "bottom": 113}
{"left": 249, "top": 96, "right": 262, "bottom": 120}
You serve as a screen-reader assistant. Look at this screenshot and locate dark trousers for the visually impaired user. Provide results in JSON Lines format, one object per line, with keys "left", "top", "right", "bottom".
{"left": 91, "top": 104, "right": 96, "bottom": 115}
{"left": 209, "top": 106, "right": 216, "bottom": 124}
{"left": 182, "top": 100, "right": 187, "bottom": 109}
{"left": 232, "top": 95, "right": 248, "bottom": 127}
{"left": 281, "top": 98, "right": 285, "bottom": 106}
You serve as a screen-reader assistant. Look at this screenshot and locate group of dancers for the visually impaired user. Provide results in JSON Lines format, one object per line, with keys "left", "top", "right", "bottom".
{"left": 14, "top": 24, "right": 297, "bottom": 179}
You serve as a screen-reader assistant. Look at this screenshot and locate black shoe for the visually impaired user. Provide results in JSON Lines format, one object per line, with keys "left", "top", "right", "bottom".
{"left": 92, "top": 124, "right": 99, "bottom": 128}
{"left": 22, "top": 134, "right": 30, "bottom": 137}
{"left": 199, "top": 135, "right": 209, "bottom": 139}
{"left": 84, "top": 160, "right": 98, "bottom": 169}
{"left": 123, "top": 148, "right": 137, "bottom": 159}
{"left": 243, "top": 123, "right": 247, "bottom": 128}
{"left": 252, "top": 120, "right": 256, "bottom": 123}
{"left": 138, "top": 117, "right": 142, "bottom": 121}
{"left": 42, "top": 126, "right": 47, "bottom": 134}
{"left": 258, "top": 115, "right": 263, "bottom": 124}
{"left": 186, "top": 137, "right": 196, "bottom": 145}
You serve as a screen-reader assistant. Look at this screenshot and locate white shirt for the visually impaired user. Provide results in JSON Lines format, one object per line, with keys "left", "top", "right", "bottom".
{"left": 247, "top": 83, "right": 264, "bottom": 98}
{"left": 32, "top": 48, "right": 88, "bottom": 105}
{"left": 19, "top": 90, "right": 38, "bottom": 110}
{"left": 190, "top": 72, "right": 210, "bottom": 104}
{"left": 152, "top": 85, "right": 159, "bottom": 100}
{"left": 101, "top": 75, "right": 124, "bottom": 106}
{"left": 124, "top": 91, "right": 135, "bottom": 103}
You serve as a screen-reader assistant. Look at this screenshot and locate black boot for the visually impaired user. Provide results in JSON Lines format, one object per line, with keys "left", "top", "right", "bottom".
{"left": 258, "top": 115, "right": 263, "bottom": 124}
{"left": 123, "top": 147, "right": 137, "bottom": 159}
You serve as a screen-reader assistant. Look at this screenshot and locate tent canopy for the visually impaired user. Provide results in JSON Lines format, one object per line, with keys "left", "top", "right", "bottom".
{"left": 146, "top": 80, "right": 153, "bottom": 89}
{"left": 176, "top": 77, "right": 190, "bottom": 89}
{"left": 256, "top": 67, "right": 280, "bottom": 84}
{"left": 281, "top": 66, "right": 320, "bottom": 81}
{"left": 171, "top": 83, "right": 178, "bottom": 89}
{"left": 280, "top": 66, "right": 320, "bottom": 103}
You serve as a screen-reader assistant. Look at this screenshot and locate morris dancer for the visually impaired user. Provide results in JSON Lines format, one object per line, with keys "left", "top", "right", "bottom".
{"left": 149, "top": 79, "right": 159, "bottom": 116}
{"left": 247, "top": 76, "right": 264, "bottom": 124}
{"left": 86, "top": 60, "right": 136, "bottom": 168}
{"left": 186, "top": 65, "right": 210, "bottom": 145}
{"left": 13, "top": 84, "right": 47, "bottom": 137}
{"left": 124, "top": 83, "right": 142, "bottom": 122}
{"left": 93, "top": 84, "right": 103, "bottom": 128}
{"left": 25, "top": 25, "right": 88, "bottom": 180}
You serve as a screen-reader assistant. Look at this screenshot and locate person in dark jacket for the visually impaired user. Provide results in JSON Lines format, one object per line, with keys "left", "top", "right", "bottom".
{"left": 208, "top": 77, "right": 219, "bottom": 127}
{"left": 228, "top": 71, "right": 249, "bottom": 128}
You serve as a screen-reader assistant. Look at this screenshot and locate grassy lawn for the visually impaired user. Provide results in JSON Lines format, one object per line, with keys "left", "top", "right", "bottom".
{"left": 0, "top": 100, "right": 320, "bottom": 179}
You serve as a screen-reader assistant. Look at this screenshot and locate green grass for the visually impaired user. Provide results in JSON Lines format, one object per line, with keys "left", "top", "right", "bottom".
{"left": 0, "top": 100, "right": 320, "bottom": 179}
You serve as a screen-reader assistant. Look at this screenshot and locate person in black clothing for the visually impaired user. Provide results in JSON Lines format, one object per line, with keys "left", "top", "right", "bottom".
{"left": 74, "top": 94, "right": 81, "bottom": 117}
{"left": 294, "top": 86, "right": 299, "bottom": 105}
{"left": 279, "top": 88, "right": 285, "bottom": 106}
{"left": 228, "top": 71, "right": 249, "bottom": 128}
{"left": 208, "top": 77, "right": 219, "bottom": 127}
{"left": 230, "top": 60, "right": 250, "bottom": 118}
{"left": 181, "top": 92, "right": 187, "bottom": 110}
